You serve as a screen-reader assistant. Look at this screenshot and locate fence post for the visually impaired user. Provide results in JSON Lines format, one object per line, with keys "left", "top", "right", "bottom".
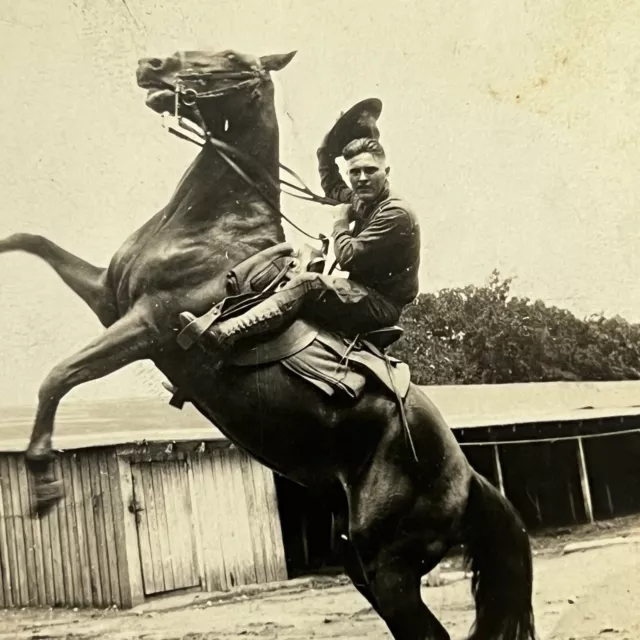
{"left": 492, "top": 444, "right": 506, "bottom": 497}
{"left": 576, "top": 437, "right": 595, "bottom": 523}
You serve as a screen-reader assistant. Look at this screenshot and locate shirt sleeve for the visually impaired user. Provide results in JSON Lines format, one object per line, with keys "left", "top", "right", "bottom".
{"left": 332, "top": 206, "right": 414, "bottom": 273}
{"left": 317, "top": 147, "right": 353, "bottom": 204}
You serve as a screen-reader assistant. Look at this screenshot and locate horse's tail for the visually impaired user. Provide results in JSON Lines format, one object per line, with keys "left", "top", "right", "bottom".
{"left": 461, "top": 470, "right": 536, "bottom": 640}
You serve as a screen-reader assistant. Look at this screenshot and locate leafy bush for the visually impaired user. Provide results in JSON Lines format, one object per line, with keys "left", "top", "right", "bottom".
{"left": 391, "top": 270, "right": 640, "bottom": 385}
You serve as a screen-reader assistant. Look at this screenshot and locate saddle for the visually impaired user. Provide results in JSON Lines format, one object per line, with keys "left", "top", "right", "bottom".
{"left": 170, "top": 243, "right": 410, "bottom": 407}
{"left": 176, "top": 242, "right": 324, "bottom": 351}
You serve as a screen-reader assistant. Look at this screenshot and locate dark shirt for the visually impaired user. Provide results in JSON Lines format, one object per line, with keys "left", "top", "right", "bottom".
{"left": 317, "top": 149, "right": 421, "bottom": 308}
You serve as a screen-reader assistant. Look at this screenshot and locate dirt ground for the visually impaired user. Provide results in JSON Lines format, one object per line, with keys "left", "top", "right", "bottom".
{"left": 1, "top": 517, "right": 639, "bottom": 640}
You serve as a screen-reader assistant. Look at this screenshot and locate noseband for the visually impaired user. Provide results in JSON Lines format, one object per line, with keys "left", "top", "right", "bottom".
{"left": 175, "top": 65, "right": 268, "bottom": 103}
{"left": 162, "top": 64, "right": 336, "bottom": 247}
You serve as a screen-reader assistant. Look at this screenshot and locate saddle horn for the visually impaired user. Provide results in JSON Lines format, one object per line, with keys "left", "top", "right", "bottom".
{"left": 323, "top": 98, "right": 383, "bottom": 157}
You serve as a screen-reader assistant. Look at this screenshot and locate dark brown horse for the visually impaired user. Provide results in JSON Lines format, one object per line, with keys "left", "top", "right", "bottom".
{"left": 0, "top": 47, "right": 535, "bottom": 640}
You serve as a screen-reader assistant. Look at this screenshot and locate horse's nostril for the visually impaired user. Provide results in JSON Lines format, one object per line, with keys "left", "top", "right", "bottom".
{"left": 149, "top": 58, "right": 163, "bottom": 70}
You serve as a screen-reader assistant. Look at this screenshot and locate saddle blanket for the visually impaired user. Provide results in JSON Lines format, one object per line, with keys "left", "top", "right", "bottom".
{"left": 230, "top": 320, "right": 411, "bottom": 401}
{"left": 281, "top": 332, "right": 411, "bottom": 400}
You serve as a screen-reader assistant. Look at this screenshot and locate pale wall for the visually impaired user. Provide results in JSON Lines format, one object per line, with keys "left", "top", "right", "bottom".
{"left": 1, "top": 0, "right": 639, "bottom": 405}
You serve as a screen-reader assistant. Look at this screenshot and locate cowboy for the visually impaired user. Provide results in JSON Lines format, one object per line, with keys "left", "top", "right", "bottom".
{"left": 199, "top": 99, "right": 421, "bottom": 352}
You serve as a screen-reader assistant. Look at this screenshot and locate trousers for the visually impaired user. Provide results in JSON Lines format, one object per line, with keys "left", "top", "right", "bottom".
{"left": 292, "top": 272, "right": 401, "bottom": 334}
{"left": 210, "top": 271, "right": 402, "bottom": 350}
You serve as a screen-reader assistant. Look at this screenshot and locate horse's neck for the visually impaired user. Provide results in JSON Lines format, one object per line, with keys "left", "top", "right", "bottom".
{"left": 169, "top": 104, "right": 283, "bottom": 231}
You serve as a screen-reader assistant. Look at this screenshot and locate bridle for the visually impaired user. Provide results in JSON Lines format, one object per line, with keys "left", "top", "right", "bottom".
{"left": 160, "top": 62, "right": 339, "bottom": 250}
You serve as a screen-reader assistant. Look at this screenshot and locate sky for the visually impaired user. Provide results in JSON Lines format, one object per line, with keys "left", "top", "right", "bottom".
{"left": 1, "top": 0, "right": 640, "bottom": 405}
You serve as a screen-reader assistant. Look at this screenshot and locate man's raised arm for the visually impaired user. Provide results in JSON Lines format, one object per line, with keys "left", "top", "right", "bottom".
{"left": 316, "top": 145, "right": 353, "bottom": 205}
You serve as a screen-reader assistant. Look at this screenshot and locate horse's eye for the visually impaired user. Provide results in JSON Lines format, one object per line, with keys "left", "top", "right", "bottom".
{"left": 226, "top": 53, "right": 237, "bottom": 61}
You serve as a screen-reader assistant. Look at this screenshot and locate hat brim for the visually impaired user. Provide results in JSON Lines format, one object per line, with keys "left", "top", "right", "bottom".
{"left": 324, "top": 98, "right": 383, "bottom": 156}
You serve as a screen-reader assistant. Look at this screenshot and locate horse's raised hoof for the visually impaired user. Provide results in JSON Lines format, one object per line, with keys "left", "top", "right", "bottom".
{"left": 25, "top": 435, "right": 55, "bottom": 465}
{"left": 32, "top": 479, "right": 64, "bottom": 517}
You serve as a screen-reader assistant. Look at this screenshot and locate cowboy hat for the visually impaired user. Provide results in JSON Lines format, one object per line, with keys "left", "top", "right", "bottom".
{"left": 322, "top": 98, "right": 383, "bottom": 157}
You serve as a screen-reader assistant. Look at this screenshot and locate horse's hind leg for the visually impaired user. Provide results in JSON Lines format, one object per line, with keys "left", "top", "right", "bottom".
{"left": 333, "top": 509, "right": 382, "bottom": 616}
{"left": 26, "top": 309, "right": 158, "bottom": 513}
{"left": 365, "top": 551, "right": 450, "bottom": 640}
{"left": 0, "top": 233, "right": 117, "bottom": 326}
{"left": 344, "top": 411, "right": 456, "bottom": 639}
{"left": 347, "top": 504, "right": 451, "bottom": 638}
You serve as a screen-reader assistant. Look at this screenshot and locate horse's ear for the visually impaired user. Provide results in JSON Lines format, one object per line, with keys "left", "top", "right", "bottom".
{"left": 260, "top": 51, "right": 297, "bottom": 72}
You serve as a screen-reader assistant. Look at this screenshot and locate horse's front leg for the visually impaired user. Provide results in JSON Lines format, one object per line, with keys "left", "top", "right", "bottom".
{"left": 0, "top": 233, "right": 117, "bottom": 327}
{"left": 25, "top": 310, "right": 159, "bottom": 513}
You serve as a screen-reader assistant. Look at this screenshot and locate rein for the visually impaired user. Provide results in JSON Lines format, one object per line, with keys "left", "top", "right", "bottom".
{"left": 161, "top": 66, "right": 339, "bottom": 249}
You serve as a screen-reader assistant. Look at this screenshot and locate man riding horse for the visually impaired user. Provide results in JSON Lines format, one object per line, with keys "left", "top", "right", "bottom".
{"left": 184, "top": 99, "right": 421, "bottom": 355}
{"left": 0, "top": 47, "right": 535, "bottom": 639}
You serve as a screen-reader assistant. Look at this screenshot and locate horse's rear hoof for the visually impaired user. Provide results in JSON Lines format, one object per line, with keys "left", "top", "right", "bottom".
{"left": 32, "top": 480, "right": 64, "bottom": 517}
{"left": 25, "top": 454, "right": 55, "bottom": 479}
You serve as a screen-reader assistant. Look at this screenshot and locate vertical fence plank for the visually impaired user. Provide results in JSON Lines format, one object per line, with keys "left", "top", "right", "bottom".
{"left": 175, "top": 459, "right": 199, "bottom": 588}
{"left": 48, "top": 460, "right": 65, "bottom": 606}
{"left": 256, "top": 461, "right": 287, "bottom": 582}
{"left": 200, "top": 454, "right": 228, "bottom": 592}
{"left": 151, "top": 463, "right": 174, "bottom": 592}
{"left": 228, "top": 450, "right": 258, "bottom": 586}
{"left": 1, "top": 457, "right": 20, "bottom": 606}
{"left": 37, "top": 481, "right": 55, "bottom": 607}
{"left": 246, "top": 458, "right": 277, "bottom": 581}
{"left": 60, "top": 456, "right": 81, "bottom": 607}
{"left": 186, "top": 456, "right": 206, "bottom": 590}
{"left": 15, "top": 458, "right": 37, "bottom": 606}
{"left": 249, "top": 457, "right": 278, "bottom": 582}
{"left": 98, "top": 452, "right": 121, "bottom": 606}
{"left": 23, "top": 471, "right": 46, "bottom": 607}
{"left": 80, "top": 454, "right": 102, "bottom": 607}
{"left": 211, "top": 452, "right": 232, "bottom": 591}
{"left": 105, "top": 453, "right": 125, "bottom": 608}
{"left": 70, "top": 454, "right": 92, "bottom": 607}
{"left": 90, "top": 451, "right": 112, "bottom": 607}
{"left": 131, "top": 463, "right": 155, "bottom": 595}
{"left": 53, "top": 458, "right": 73, "bottom": 607}
{"left": 165, "top": 461, "right": 187, "bottom": 589}
{"left": 8, "top": 457, "right": 29, "bottom": 605}
{"left": 114, "top": 455, "right": 144, "bottom": 607}
{"left": 240, "top": 453, "right": 267, "bottom": 585}
{"left": 142, "top": 462, "right": 163, "bottom": 594}
{"left": 213, "top": 450, "right": 241, "bottom": 588}
{"left": 0, "top": 458, "right": 12, "bottom": 608}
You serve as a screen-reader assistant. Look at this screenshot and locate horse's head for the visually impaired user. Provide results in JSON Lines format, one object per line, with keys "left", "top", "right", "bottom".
{"left": 136, "top": 48, "right": 296, "bottom": 133}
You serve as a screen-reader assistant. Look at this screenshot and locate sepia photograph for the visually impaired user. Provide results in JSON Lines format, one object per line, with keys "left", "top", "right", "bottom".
{"left": 0, "top": 0, "right": 639, "bottom": 638}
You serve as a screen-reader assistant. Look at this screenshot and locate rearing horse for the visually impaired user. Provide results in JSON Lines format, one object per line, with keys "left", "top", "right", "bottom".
{"left": 0, "top": 47, "right": 536, "bottom": 640}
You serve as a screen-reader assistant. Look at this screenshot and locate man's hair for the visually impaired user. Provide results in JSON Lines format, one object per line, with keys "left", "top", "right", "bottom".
{"left": 342, "top": 138, "right": 386, "bottom": 161}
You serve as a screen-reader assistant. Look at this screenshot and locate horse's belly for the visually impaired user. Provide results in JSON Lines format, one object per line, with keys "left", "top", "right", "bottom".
{"left": 178, "top": 359, "right": 386, "bottom": 488}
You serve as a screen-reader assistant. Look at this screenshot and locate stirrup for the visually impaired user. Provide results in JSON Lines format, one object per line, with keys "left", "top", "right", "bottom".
{"left": 162, "top": 381, "right": 189, "bottom": 410}
{"left": 177, "top": 307, "right": 222, "bottom": 350}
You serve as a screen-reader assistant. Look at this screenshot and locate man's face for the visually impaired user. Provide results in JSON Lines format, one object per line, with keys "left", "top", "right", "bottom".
{"left": 345, "top": 152, "right": 389, "bottom": 205}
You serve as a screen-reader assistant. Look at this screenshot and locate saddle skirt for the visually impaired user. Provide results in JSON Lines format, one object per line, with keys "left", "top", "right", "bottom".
{"left": 229, "top": 318, "right": 411, "bottom": 400}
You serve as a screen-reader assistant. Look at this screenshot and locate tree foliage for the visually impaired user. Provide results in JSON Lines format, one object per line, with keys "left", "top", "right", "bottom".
{"left": 391, "top": 270, "right": 640, "bottom": 385}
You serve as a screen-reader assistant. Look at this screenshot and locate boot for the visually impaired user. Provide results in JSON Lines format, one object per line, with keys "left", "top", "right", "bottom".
{"left": 204, "top": 293, "right": 300, "bottom": 352}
